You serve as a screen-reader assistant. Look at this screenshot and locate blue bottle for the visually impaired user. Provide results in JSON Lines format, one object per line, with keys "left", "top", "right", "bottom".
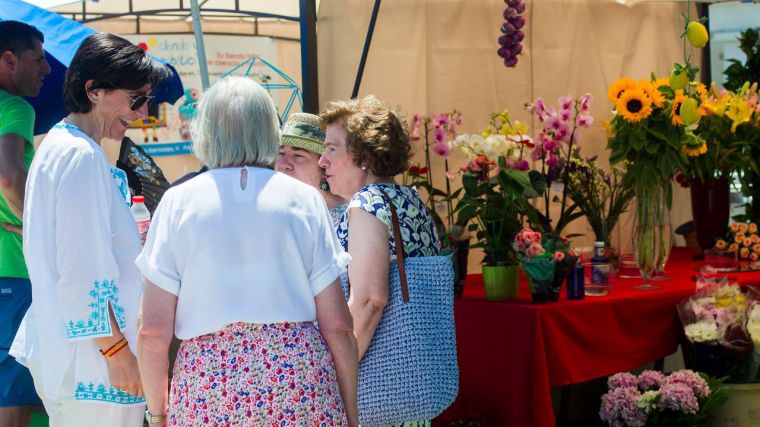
{"left": 567, "top": 261, "right": 585, "bottom": 300}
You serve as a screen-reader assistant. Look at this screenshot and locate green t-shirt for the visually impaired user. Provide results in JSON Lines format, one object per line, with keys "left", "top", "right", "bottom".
{"left": 0, "top": 89, "right": 35, "bottom": 279}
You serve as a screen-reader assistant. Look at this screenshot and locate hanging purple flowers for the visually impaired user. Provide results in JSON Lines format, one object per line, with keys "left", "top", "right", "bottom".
{"left": 498, "top": 0, "right": 526, "bottom": 67}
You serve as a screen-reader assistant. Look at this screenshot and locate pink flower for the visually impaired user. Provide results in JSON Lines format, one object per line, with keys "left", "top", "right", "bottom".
{"left": 547, "top": 153, "right": 559, "bottom": 169}
{"left": 432, "top": 141, "right": 451, "bottom": 158}
{"left": 530, "top": 144, "right": 546, "bottom": 161}
{"left": 455, "top": 113, "right": 463, "bottom": 125}
{"left": 664, "top": 370, "right": 710, "bottom": 399}
{"left": 599, "top": 387, "right": 647, "bottom": 427}
{"left": 558, "top": 95, "right": 573, "bottom": 113}
{"left": 546, "top": 113, "right": 563, "bottom": 132}
{"left": 576, "top": 114, "right": 594, "bottom": 128}
{"left": 570, "top": 129, "right": 581, "bottom": 144}
{"left": 553, "top": 251, "right": 565, "bottom": 262}
{"left": 515, "top": 227, "right": 542, "bottom": 251}
{"left": 560, "top": 109, "right": 571, "bottom": 122}
{"left": 434, "top": 127, "right": 446, "bottom": 144}
{"left": 608, "top": 372, "right": 638, "bottom": 390}
{"left": 526, "top": 242, "right": 545, "bottom": 257}
{"left": 658, "top": 383, "right": 698, "bottom": 415}
{"left": 411, "top": 114, "right": 422, "bottom": 141}
{"left": 580, "top": 93, "right": 593, "bottom": 112}
{"left": 637, "top": 370, "right": 665, "bottom": 391}
{"left": 432, "top": 113, "right": 450, "bottom": 128}
{"left": 532, "top": 97, "right": 546, "bottom": 119}
{"left": 510, "top": 158, "right": 530, "bottom": 171}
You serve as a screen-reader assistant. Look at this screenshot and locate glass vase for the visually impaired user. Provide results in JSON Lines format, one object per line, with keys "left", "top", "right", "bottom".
{"left": 632, "top": 182, "right": 672, "bottom": 290}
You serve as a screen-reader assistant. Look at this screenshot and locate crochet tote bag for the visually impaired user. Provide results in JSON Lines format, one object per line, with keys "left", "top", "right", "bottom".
{"left": 341, "top": 189, "right": 459, "bottom": 426}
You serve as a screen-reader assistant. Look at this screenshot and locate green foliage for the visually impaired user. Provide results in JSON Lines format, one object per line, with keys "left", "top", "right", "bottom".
{"left": 454, "top": 157, "right": 542, "bottom": 266}
{"left": 724, "top": 28, "right": 760, "bottom": 92}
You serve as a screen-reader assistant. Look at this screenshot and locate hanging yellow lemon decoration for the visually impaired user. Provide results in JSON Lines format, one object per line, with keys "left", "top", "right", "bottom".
{"left": 686, "top": 21, "right": 709, "bottom": 48}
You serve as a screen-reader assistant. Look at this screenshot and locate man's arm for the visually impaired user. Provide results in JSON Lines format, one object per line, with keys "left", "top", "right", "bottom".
{"left": 0, "top": 133, "right": 28, "bottom": 219}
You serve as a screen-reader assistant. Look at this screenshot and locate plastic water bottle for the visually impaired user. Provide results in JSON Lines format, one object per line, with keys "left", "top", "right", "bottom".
{"left": 567, "top": 261, "right": 585, "bottom": 300}
{"left": 130, "top": 195, "right": 150, "bottom": 246}
{"left": 590, "top": 241, "right": 610, "bottom": 285}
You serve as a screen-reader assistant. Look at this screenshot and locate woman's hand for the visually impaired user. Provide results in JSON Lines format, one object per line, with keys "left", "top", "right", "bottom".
{"left": 0, "top": 222, "right": 21, "bottom": 235}
{"left": 106, "top": 348, "right": 144, "bottom": 397}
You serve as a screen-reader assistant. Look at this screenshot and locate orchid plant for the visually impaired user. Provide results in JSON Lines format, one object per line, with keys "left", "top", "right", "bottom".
{"left": 406, "top": 112, "right": 467, "bottom": 246}
{"left": 524, "top": 94, "right": 594, "bottom": 237}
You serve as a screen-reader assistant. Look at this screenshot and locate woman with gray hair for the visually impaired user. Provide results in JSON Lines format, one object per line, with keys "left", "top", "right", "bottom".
{"left": 135, "top": 76, "right": 359, "bottom": 426}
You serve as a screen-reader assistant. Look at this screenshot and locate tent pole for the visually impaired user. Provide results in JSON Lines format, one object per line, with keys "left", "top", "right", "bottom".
{"left": 299, "top": 0, "right": 319, "bottom": 113}
{"left": 190, "top": 0, "right": 210, "bottom": 90}
{"left": 351, "top": 0, "right": 381, "bottom": 99}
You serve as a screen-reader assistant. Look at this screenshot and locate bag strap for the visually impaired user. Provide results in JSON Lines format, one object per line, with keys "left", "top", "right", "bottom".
{"left": 345, "top": 185, "right": 410, "bottom": 303}
{"left": 377, "top": 188, "right": 409, "bottom": 303}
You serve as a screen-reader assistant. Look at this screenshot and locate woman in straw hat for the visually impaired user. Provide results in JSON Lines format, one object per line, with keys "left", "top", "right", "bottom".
{"left": 276, "top": 112, "right": 347, "bottom": 226}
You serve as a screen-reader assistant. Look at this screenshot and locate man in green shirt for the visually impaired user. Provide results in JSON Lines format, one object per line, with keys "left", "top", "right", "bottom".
{"left": 0, "top": 21, "right": 50, "bottom": 427}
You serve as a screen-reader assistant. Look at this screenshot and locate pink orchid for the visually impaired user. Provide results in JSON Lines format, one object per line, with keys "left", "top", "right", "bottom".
{"left": 560, "top": 109, "right": 571, "bottom": 122}
{"left": 547, "top": 153, "right": 559, "bottom": 169}
{"left": 580, "top": 93, "right": 593, "bottom": 112}
{"left": 558, "top": 95, "right": 573, "bottom": 113}
{"left": 546, "top": 113, "right": 563, "bottom": 132}
{"left": 530, "top": 144, "right": 546, "bottom": 161}
{"left": 532, "top": 98, "right": 546, "bottom": 120}
{"left": 432, "top": 141, "right": 451, "bottom": 158}
{"left": 410, "top": 114, "right": 422, "bottom": 141}
{"left": 511, "top": 158, "right": 530, "bottom": 171}
{"left": 432, "top": 113, "right": 450, "bottom": 128}
{"left": 576, "top": 114, "right": 594, "bottom": 128}
{"left": 455, "top": 113, "right": 463, "bottom": 125}
{"left": 570, "top": 129, "right": 581, "bottom": 144}
{"left": 434, "top": 127, "right": 446, "bottom": 144}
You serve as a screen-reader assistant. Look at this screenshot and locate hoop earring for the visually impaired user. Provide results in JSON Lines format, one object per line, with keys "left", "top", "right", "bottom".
{"left": 320, "top": 180, "right": 329, "bottom": 191}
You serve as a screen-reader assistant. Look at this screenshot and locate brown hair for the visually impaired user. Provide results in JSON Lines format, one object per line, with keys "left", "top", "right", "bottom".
{"left": 321, "top": 95, "right": 411, "bottom": 178}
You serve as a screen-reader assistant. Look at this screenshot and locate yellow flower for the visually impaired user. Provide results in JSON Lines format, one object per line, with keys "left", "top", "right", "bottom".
{"left": 736, "top": 233, "right": 746, "bottom": 243}
{"left": 751, "top": 234, "right": 760, "bottom": 244}
{"left": 671, "top": 90, "right": 687, "bottom": 126}
{"left": 640, "top": 79, "right": 665, "bottom": 108}
{"left": 602, "top": 119, "right": 613, "bottom": 137}
{"left": 616, "top": 87, "right": 653, "bottom": 122}
{"left": 482, "top": 127, "right": 493, "bottom": 138}
{"left": 608, "top": 77, "right": 637, "bottom": 103}
{"left": 741, "top": 247, "right": 750, "bottom": 259}
{"left": 695, "top": 83, "right": 708, "bottom": 102}
{"left": 512, "top": 121, "right": 528, "bottom": 135}
{"left": 726, "top": 96, "right": 753, "bottom": 132}
{"left": 731, "top": 223, "right": 740, "bottom": 232}
{"left": 702, "top": 95, "right": 729, "bottom": 117}
{"left": 716, "top": 239, "right": 727, "bottom": 250}
{"left": 682, "top": 142, "right": 707, "bottom": 157}
{"left": 652, "top": 77, "right": 670, "bottom": 90}
{"left": 740, "top": 223, "right": 749, "bottom": 233}
{"left": 744, "top": 238, "right": 753, "bottom": 247}
{"left": 729, "top": 243, "right": 740, "bottom": 252}
{"left": 750, "top": 223, "right": 758, "bottom": 234}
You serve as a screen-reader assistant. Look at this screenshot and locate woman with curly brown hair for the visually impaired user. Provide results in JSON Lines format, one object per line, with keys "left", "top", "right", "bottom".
{"left": 318, "top": 95, "right": 443, "bottom": 427}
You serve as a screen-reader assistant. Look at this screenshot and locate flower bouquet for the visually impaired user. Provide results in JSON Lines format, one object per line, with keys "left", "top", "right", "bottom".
{"left": 599, "top": 370, "right": 728, "bottom": 427}
{"left": 677, "top": 282, "right": 760, "bottom": 382}
{"left": 513, "top": 227, "right": 578, "bottom": 302}
{"left": 713, "top": 222, "right": 760, "bottom": 268}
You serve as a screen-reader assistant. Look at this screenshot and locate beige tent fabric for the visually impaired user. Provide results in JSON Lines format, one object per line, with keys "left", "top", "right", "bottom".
{"left": 318, "top": 0, "right": 701, "bottom": 271}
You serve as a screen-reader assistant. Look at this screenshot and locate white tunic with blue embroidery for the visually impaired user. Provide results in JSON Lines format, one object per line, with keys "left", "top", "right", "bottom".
{"left": 10, "top": 123, "right": 144, "bottom": 406}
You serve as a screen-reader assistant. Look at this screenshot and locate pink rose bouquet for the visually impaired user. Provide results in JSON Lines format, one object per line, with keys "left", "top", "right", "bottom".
{"left": 514, "top": 227, "right": 578, "bottom": 302}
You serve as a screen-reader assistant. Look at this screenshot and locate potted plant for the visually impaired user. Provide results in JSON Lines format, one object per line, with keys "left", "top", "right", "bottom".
{"left": 451, "top": 113, "right": 540, "bottom": 300}
{"left": 513, "top": 227, "right": 578, "bottom": 303}
{"left": 599, "top": 370, "right": 729, "bottom": 427}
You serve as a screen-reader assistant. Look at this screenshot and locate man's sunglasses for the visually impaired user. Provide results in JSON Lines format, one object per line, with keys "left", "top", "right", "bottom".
{"left": 122, "top": 91, "right": 156, "bottom": 111}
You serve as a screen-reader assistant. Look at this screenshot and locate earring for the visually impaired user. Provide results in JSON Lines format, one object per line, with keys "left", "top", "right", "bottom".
{"left": 361, "top": 166, "right": 367, "bottom": 171}
{"left": 320, "top": 180, "right": 329, "bottom": 191}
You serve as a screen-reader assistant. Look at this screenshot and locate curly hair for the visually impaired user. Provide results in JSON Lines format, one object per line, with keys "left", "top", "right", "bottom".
{"left": 320, "top": 95, "right": 411, "bottom": 178}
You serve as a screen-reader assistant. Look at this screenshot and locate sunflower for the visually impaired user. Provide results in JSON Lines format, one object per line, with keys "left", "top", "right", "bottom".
{"left": 640, "top": 79, "right": 665, "bottom": 108}
{"left": 681, "top": 131, "right": 707, "bottom": 157}
{"left": 652, "top": 77, "right": 670, "bottom": 90}
{"left": 616, "top": 87, "right": 653, "bottom": 122}
{"left": 682, "top": 142, "right": 707, "bottom": 157}
{"left": 608, "top": 77, "right": 637, "bottom": 103}
{"left": 671, "top": 89, "right": 687, "bottom": 126}
{"left": 695, "top": 83, "right": 708, "bottom": 102}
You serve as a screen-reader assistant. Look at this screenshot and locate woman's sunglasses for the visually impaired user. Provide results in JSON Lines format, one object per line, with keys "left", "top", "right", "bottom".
{"left": 121, "top": 91, "right": 156, "bottom": 111}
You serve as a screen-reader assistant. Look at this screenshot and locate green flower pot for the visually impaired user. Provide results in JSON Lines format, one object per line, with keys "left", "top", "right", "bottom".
{"left": 482, "top": 265, "right": 520, "bottom": 301}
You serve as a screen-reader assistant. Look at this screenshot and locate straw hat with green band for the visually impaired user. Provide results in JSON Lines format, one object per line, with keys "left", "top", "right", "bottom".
{"left": 280, "top": 112, "right": 327, "bottom": 155}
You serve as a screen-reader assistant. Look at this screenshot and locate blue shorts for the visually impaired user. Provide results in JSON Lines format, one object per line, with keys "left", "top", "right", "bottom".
{"left": 0, "top": 277, "right": 41, "bottom": 406}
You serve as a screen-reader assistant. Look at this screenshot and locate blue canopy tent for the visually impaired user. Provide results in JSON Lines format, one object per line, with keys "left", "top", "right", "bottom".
{"left": 0, "top": 0, "right": 184, "bottom": 135}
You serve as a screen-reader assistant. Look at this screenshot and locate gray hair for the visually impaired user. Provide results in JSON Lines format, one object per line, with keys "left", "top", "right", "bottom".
{"left": 191, "top": 76, "right": 279, "bottom": 169}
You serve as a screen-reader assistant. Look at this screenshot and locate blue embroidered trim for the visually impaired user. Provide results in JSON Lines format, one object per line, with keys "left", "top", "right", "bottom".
{"left": 66, "top": 280, "right": 127, "bottom": 339}
{"left": 75, "top": 382, "right": 145, "bottom": 404}
{"left": 109, "top": 166, "right": 131, "bottom": 206}
{"left": 52, "top": 123, "right": 80, "bottom": 131}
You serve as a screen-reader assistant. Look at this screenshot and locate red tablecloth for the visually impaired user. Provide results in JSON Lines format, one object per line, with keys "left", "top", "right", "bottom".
{"left": 434, "top": 248, "right": 760, "bottom": 427}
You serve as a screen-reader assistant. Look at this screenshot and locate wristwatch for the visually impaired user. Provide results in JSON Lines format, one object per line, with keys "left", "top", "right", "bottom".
{"left": 145, "top": 410, "right": 166, "bottom": 425}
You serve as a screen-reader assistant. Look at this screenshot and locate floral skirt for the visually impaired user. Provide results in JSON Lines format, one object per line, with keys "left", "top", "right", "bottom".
{"left": 169, "top": 322, "right": 347, "bottom": 427}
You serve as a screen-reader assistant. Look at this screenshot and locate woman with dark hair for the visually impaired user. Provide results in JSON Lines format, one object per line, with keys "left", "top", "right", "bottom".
{"left": 9, "top": 32, "right": 168, "bottom": 427}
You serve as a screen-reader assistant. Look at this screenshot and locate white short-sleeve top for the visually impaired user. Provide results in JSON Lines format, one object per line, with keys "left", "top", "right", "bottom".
{"left": 135, "top": 167, "right": 350, "bottom": 340}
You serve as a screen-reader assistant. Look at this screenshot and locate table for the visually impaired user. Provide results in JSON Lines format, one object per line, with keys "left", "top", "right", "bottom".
{"left": 434, "top": 248, "right": 760, "bottom": 427}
